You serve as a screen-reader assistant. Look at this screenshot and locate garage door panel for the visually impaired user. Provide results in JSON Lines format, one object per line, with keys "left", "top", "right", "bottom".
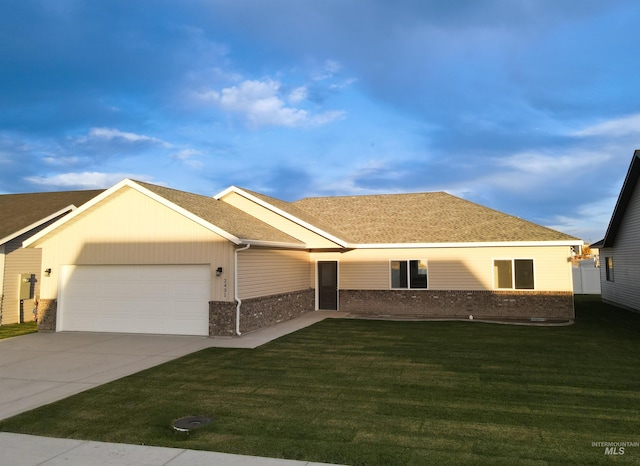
{"left": 174, "top": 283, "right": 210, "bottom": 297}
{"left": 59, "top": 265, "right": 210, "bottom": 336}
{"left": 138, "top": 283, "right": 174, "bottom": 298}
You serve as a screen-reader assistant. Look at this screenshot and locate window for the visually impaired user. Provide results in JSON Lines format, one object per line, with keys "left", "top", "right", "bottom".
{"left": 391, "top": 260, "right": 427, "bottom": 289}
{"left": 605, "top": 257, "right": 614, "bottom": 282}
{"left": 493, "top": 259, "right": 534, "bottom": 290}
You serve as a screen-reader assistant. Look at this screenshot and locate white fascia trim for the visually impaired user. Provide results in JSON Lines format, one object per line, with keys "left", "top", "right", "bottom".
{"left": 215, "top": 186, "right": 349, "bottom": 248}
{"left": 2, "top": 205, "right": 76, "bottom": 247}
{"left": 351, "top": 240, "right": 584, "bottom": 249}
{"left": 240, "top": 239, "right": 308, "bottom": 249}
{"left": 24, "top": 179, "right": 243, "bottom": 247}
{"left": 213, "top": 185, "right": 239, "bottom": 200}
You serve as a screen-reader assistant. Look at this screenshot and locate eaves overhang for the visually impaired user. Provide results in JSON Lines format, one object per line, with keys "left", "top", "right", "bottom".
{"left": 346, "top": 240, "right": 583, "bottom": 249}
{"left": 239, "top": 239, "right": 308, "bottom": 249}
{"left": 2, "top": 205, "right": 76, "bottom": 247}
{"left": 602, "top": 150, "right": 640, "bottom": 248}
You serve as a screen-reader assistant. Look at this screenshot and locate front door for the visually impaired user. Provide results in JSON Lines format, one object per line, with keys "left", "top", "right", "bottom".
{"left": 318, "top": 261, "right": 338, "bottom": 310}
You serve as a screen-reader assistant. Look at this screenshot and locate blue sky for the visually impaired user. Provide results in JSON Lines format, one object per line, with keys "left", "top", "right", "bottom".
{"left": 1, "top": 0, "right": 640, "bottom": 242}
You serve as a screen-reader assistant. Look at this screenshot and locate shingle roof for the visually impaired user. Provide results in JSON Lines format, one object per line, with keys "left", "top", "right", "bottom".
{"left": 292, "top": 191, "right": 580, "bottom": 244}
{"left": 0, "top": 190, "right": 103, "bottom": 244}
{"left": 10, "top": 181, "right": 580, "bottom": 250}
{"left": 237, "top": 188, "right": 349, "bottom": 242}
{"left": 135, "top": 182, "right": 303, "bottom": 245}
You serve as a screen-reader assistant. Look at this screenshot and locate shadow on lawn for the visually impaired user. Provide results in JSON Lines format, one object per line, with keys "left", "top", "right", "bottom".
{"left": 574, "top": 294, "right": 640, "bottom": 328}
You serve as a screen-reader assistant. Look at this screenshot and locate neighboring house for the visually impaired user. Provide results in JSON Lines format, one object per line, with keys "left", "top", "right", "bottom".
{"left": 592, "top": 149, "right": 640, "bottom": 312}
{"left": 0, "top": 190, "right": 103, "bottom": 325}
{"left": 24, "top": 179, "right": 582, "bottom": 337}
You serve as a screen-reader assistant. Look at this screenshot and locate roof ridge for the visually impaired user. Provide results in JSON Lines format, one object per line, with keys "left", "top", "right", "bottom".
{"left": 236, "top": 186, "right": 294, "bottom": 205}
{"left": 294, "top": 191, "right": 448, "bottom": 202}
{"left": 132, "top": 180, "right": 215, "bottom": 200}
{"left": 0, "top": 188, "right": 104, "bottom": 197}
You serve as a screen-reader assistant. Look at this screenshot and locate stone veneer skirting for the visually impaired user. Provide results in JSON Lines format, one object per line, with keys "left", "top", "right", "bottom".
{"left": 37, "top": 288, "right": 569, "bottom": 336}
{"left": 339, "top": 289, "right": 575, "bottom": 321}
{"left": 37, "top": 290, "right": 314, "bottom": 337}
{"left": 37, "top": 299, "right": 57, "bottom": 331}
{"left": 208, "top": 301, "right": 237, "bottom": 337}
{"left": 210, "top": 288, "right": 315, "bottom": 336}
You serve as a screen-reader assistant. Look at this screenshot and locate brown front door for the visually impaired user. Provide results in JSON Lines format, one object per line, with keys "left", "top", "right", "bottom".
{"left": 318, "top": 261, "right": 338, "bottom": 310}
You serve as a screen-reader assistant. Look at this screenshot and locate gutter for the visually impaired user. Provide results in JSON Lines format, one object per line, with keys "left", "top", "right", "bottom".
{"left": 234, "top": 243, "right": 251, "bottom": 336}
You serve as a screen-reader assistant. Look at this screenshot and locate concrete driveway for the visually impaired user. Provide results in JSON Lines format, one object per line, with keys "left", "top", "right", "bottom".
{"left": 0, "top": 311, "right": 345, "bottom": 421}
{"left": 0, "top": 332, "right": 221, "bottom": 421}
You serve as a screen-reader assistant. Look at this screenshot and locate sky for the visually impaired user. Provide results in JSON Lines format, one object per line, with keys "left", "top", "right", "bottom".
{"left": 1, "top": 1, "right": 640, "bottom": 243}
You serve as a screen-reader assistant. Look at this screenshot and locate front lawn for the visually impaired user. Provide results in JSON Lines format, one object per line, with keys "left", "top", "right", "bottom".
{"left": 1, "top": 296, "right": 639, "bottom": 465}
{"left": 0, "top": 321, "right": 37, "bottom": 339}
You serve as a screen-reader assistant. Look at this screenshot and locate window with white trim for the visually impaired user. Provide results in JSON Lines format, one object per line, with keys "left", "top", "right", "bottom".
{"left": 391, "top": 260, "right": 428, "bottom": 289}
{"left": 493, "top": 259, "right": 534, "bottom": 290}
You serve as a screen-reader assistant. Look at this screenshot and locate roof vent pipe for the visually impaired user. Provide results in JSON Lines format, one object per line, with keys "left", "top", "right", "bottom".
{"left": 234, "top": 244, "right": 251, "bottom": 336}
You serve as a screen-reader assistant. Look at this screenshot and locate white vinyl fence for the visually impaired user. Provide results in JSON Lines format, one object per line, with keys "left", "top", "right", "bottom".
{"left": 572, "top": 262, "right": 601, "bottom": 294}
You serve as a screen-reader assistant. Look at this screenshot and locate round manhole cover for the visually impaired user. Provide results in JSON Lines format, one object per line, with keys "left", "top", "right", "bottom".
{"left": 172, "top": 415, "right": 213, "bottom": 432}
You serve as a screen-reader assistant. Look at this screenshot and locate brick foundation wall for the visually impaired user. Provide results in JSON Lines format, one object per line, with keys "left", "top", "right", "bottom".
{"left": 240, "top": 289, "right": 315, "bottom": 334}
{"left": 38, "top": 299, "right": 57, "bottom": 331}
{"left": 340, "top": 289, "right": 574, "bottom": 321}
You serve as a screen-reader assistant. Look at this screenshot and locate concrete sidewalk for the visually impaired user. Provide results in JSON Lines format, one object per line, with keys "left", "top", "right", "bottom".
{"left": 0, "top": 311, "right": 345, "bottom": 465}
{"left": 0, "top": 432, "right": 339, "bottom": 466}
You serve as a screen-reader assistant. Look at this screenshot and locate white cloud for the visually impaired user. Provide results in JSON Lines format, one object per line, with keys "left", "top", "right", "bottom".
{"left": 312, "top": 60, "right": 342, "bottom": 81}
{"left": 329, "top": 77, "right": 358, "bottom": 90}
{"left": 310, "top": 110, "right": 346, "bottom": 126}
{"left": 198, "top": 79, "right": 343, "bottom": 128}
{"left": 570, "top": 113, "right": 640, "bottom": 137}
{"left": 545, "top": 197, "right": 617, "bottom": 242}
{"left": 496, "top": 149, "right": 610, "bottom": 176}
{"left": 74, "top": 128, "right": 169, "bottom": 146}
{"left": 171, "top": 148, "right": 204, "bottom": 169}
{"left": 24, "top": 172, "right": 152, "bottom": 189}
{"left": 42, "top": 155, "right": 81, "bottom": 166}
{"left": 288, "top": 86, "right": 307, "bottom": 104}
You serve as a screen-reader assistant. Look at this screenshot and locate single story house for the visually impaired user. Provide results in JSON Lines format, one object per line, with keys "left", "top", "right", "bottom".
{"left": 592, "top": 149, "right": 640, "bottom": 312}
{"left": 0, "top": 189, "right": 102, "bottom": 325}
{"left": 24, "top": 179, "right": 582, "bottom": 336}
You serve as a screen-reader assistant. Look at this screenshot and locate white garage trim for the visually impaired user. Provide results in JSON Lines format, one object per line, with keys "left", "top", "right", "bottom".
{"left": 58, "top": 264, "right": 210, "bottom": 336}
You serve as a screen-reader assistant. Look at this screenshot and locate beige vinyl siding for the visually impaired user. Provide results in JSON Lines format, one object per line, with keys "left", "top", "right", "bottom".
{"left": 36, "top": 186, "right": 235, "bottom": 302}
{"left": 238, "top": 248, "right": 310, "bottom": 299}
{"left": 600, "top": 182, "right": 640, "bottom": 311}
{"left": 311, "top": 245, "right": 573, "bottom": 292}
{"left": 1, "top": 236, "right": 41, "bottom": 324}
{"left": 0, "top": 245, "right": 4, "bottom": 318}
{"left": 221, "top": 192, "right": 340, "bottom": 248}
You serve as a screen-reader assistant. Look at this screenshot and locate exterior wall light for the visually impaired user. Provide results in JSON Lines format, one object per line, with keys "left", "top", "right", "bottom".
{"left": 216, "top": 267, "right": 223, "bottom": 276}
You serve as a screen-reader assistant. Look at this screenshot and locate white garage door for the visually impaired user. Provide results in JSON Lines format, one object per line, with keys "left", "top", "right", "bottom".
{"left": 59, "top": 265, "right": 210, "bottom": 336}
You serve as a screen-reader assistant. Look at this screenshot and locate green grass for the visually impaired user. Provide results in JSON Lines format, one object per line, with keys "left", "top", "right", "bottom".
{"left": 0, "top": 321, "right": 37, "bottom": 339}
{"left": 2, "top": 296, "right": 640, "bottom": 465}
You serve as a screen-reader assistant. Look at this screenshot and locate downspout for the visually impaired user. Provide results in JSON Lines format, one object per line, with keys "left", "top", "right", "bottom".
{"left": 234, "top": 243, "right": 251, "bottom": 336}
{"left": 0, "top": 244, "right": 4, "bottom": 324}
